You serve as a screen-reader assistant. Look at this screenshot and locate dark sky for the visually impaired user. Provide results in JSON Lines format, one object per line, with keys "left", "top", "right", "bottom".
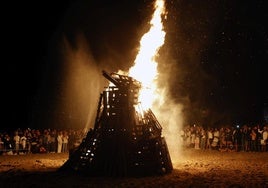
{"left": 3, "top": 0, "right": 268, "bottom": 130}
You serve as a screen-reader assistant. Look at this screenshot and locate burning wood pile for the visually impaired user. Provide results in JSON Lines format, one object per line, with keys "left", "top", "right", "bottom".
{"left": 60, "top": 70, "right": 173, "bottom": 177}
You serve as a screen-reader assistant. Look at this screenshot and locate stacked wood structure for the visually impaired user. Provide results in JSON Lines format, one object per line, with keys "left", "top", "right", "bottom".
{"left": 60, "top": 71, "right": 173, "bottom": 177}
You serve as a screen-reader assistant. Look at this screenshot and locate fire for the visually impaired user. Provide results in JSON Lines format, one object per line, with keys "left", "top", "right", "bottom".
{"left": 107, "top": 0, "right": 182, "bottom": 165}
{"left": 128, "top": 0, "right": 166, "bottom": 109}
{"left": 127, "top": 0, "right": 183, "bottom": 163}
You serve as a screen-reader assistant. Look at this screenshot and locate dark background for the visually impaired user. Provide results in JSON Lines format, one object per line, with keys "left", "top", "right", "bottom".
{"left": 2, "top": 0, "right": 268, "bottom": 130}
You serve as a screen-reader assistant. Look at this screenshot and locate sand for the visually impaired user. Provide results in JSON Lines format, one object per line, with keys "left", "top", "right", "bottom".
{"left": 0, "top": 150, "right": 267, "bottom": 188}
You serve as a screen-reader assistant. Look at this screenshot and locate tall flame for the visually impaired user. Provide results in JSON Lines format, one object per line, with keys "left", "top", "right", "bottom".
{"left": 110, "top": 0, "right": 183, "bottom": 164}
{"left": 117, "top": 0, "right": 183, "bottom": 163}
{"left": 128, "top": 0, "right": 166, "bottom": 109}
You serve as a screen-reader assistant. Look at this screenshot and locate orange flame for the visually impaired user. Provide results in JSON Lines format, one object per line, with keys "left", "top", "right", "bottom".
{"left": 128, "top": 0, "right": 166, "bottom": 109}
{"left": 113, "top": 0, "right": 183, "bottom": 163}
{"left": 126, "top": 0, "right": 183, "bottom": 164}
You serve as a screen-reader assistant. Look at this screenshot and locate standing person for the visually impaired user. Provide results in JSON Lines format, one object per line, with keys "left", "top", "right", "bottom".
{"left": 233, "top": 127, "right": 240, "bottom": 152}
{"left": 194, "top": 127, "right": 200, "bottom": 149}
{"left": 180, "top": 128, "right": 186, "bottom": 148}
{"left": 68, "top": 130, "right": 76, "bottom": 152}
{"left": 259, "top": 126, "right": 267, "bottom": 152}
{"left": 30, "top": 133, "right": 39, "bottom": 154}
{"left": 241, "top": 126, "right": 247, "bottom": 152}
{"left": 62, "top": 131, "right": 69, "bottom": 153}
{"left": 244, "top": 126, "right": 251, "bottom": 152}
{"left": 49, "top": 130, "right": 57, "bottom": 153}
{"left": 250, "top": 127, "right": 257, "bottom": 152}
{"left": 13, "top": 131, "right": 20, "bottom": 155}
{"left": 185, "top": 128, "right": 191, "bottom": 148}
{"left": 219, "top": 127, "right": 225, "bottom": 150}
{"left": 57, "top": 131, "right": 63, "bottom": 153}
{"left": 200, "top": 128, "right": 206, "bottom": 150}
{"left": 43, "top": 130, "right": 50, "bottom": 153}
{"left": 0, "top": 135, "right": 4, "bottom": 155}
{"left": 25, "top": 129, "right": 32, "bottom": 154}
{"left": 206, "top": 128, "right": 213, "bottom": 150}
{"left": 256, "top": 125, "right": 262, "bottom": 152}
{"left": 20, "top": 133, "right": 27, "bottom": 154}
{"left": 225, "top": 127, "right": 233, "bottom": 151}
{"left": 190, "top": 127, "right": 196, "bottom": 148}
{"left": 212, "top": 128, "right": 220, "bottom": 149}
{"left": 4, "top": 134, "right": 13, "bottom": 155}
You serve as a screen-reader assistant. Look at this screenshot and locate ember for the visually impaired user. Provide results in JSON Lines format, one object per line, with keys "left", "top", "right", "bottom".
{"left": 60, "top": 71, "right": 173, "bottom": 176}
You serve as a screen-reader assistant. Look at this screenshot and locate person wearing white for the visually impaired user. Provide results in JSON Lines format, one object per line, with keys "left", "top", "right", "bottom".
{"left": 259, "top": 126, "right": 267, "bottom": 152}
{"left": 13, "top": 131, "right": 20, "bottom": 155}
{"left": 57, "top": 131, "right": 63, "bottom": 153}
{"left": 20, "top": 133, "right": 27, "bottom": 152}
{"left": 62, "top": 132, "right": 69, "bottom": 153}
{"left": 212, "top": 128, "right": 219, "bottom": 148}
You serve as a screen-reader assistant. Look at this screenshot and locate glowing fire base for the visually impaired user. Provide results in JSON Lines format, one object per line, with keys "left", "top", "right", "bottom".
{"left": 60, "top": 71, "right": 173, "bottom": 177}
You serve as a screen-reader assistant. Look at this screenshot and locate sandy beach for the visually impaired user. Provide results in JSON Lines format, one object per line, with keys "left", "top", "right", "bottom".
{"left": 0, "top": 149, "right": 267, "bottom": 188}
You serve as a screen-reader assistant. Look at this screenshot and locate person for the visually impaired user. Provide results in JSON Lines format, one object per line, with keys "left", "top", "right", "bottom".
{"left": 68, "top": 130, "right": 76, "bottom": 152}
{"left": 20, "top": 133, "right": 27, "bottom": 154}
{"left": 206, "top": 128, "right": 213, "bottom": 150}
{"left": 259, "top": 126, "right": 267, "bottom": 152}
{"left": 43, "top": 130, "right": 50, "bottom": 153}
{"left": 13, "top": 131, "right": 20, "bottom": 155}
{"left": 185, "top": 128, "right": 191, "bottom": 148}
{"left": 190, "top": 127, "right": 196, "bottom": 148}
{"left": 30, "top": 133, "right": 39, "bottom": 154}
{"left": 57, "top": 131, "right": 63, "bottom": 153}
{"left": 0, "top": 135, "right": 4, "bottom": 155}
{"left": 212, "top": 128, "right": 219, "bottom": 149}
{"left": 62, "top": 131, "right": 69, "bottom": 153}
{"left": 4, "top": 134, "right": 13, "bottom": 155}
{"left": 225, "top": 127, "right": 233, "bottom": 151}
{"left": 200, "top": 128, "right": 206, "bottom": 150}
{"left": 233, "top": 127, "right": 240, "bottom": 152}
{"left": 250, "top": 127, "right": 257, "bottom": 152}
{"left": 219, "top": 128, "right": 225, "bottom": 150}
{"left": 48, "top": 130, "right": 57, "bottom": 153}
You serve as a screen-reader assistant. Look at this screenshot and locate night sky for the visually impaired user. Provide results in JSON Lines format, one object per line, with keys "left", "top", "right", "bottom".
{"left": 3, "top": 0, "right": 268, "bottom": 130}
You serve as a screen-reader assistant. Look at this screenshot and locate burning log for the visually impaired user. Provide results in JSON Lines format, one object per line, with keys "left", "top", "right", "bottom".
{"left": 60, "top": 71, "right": 173, "bottom": 177}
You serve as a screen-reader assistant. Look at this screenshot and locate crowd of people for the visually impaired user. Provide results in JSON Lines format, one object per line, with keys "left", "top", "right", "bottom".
{"left": 0, "top": 128, "right": 86, "bottom": 155}
{"left": 180, "top": 124, "right": 268, "bottom": 152}
{"left": 0, "top": 123, "right": 267, "bottom": 156}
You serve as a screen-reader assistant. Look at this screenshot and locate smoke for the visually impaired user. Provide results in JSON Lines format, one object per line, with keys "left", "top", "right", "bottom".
{"left": 33, "top": 0, "right": 223, "bottom": 152}
{"left": 59, "top": 33, "right": 103, "bottom": 131}
{"left": 30, "top": 32, "right": 105, "bottom": 131}
{"left": 31, "top": 0, "right": 152, "bottom": 130}
{"left": 159, "top": 1, "right": 227, "bottom": 128}
{"left": 152, "top": 88, "right": 184, "bottom": 163}
{"left": 148, "top": 0, "right": 224, "bottom": 161}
